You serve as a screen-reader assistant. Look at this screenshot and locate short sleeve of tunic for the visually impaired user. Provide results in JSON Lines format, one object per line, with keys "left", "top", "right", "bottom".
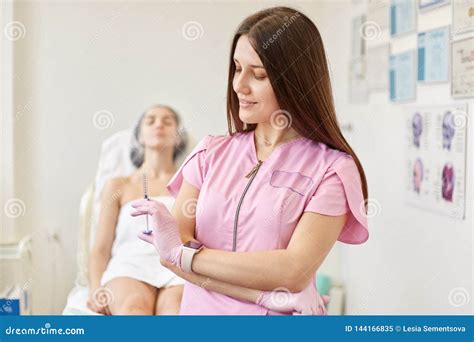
{"left": 166, "top": 135, "right": 213, "bottom": 197}
{"left": 304, "top": 154, "right": 369, "bottom": 245}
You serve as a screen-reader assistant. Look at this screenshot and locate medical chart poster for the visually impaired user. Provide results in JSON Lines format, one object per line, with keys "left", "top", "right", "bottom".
{"left": 389, "top": 50, "right": 417, "bottom": 102}
{"left": 418, "top": 0, "right": 450, "bottom": 12}
{"left": 451, "top": 37, "right": 474, "bottom": 99}
{"left": 418, "top": 26, "right": 450, "bottom": 83}
{"left": 405, "top": 103, "right": 468, "bottom": 219}
{"left": 452, "top": 0, "right": 474, "bottom": 35}
{"left": 390, "top": 0, "right": 416, "bottom": 37}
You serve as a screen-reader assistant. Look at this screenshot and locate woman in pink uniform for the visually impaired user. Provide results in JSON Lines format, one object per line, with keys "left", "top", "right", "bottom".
{"left": 131, "top": 6, "right": 369, "bottom": 315}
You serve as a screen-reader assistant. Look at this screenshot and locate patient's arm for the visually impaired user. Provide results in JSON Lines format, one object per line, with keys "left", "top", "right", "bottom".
{"left": 88, "top": 177, "right": 122, "bottom": 312}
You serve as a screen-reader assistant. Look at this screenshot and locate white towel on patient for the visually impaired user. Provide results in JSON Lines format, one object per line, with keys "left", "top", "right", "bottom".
{"left": 100, "top": 195, "right": 185, "bottom": 289}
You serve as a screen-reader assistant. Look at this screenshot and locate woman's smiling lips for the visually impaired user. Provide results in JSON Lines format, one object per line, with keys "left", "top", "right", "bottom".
{"left": 239, "top": 99, "right": 258, "bottom": 108}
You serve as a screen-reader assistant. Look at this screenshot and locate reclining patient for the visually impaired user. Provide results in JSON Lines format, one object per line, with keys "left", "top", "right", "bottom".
{"left": 88, "top": 104, "right": 187, "bottom": 315}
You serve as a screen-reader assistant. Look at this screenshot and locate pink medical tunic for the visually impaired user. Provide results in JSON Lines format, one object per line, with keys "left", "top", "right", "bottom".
{"left": 166, "top": 130, "right": 369, "bottom": 315}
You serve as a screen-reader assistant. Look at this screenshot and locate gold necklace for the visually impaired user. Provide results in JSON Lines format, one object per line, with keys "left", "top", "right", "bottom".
{"left": 255, "top": 131, "right": 300, "bottom": 147}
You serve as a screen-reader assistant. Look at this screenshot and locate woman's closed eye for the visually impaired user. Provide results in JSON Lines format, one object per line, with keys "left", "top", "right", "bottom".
{"left": 234, "top": 70, "right": 267, "bottom": 81}
{"left": 162, "top": 118, "right": 173, "bottom": 126}
{"left": 234, "top": 65, "right": 266, "bottom": 80}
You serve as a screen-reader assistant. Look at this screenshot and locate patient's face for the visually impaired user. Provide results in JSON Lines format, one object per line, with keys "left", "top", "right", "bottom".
{"left": 139, "top": 107, "right": 178, "bottom": 150}
{"left": 232, "top": 35, "right": 280, "bottom": 125}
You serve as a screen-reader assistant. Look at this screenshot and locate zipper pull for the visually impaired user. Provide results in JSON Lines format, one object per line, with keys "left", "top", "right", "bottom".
{"left": 245, "top": 159, "right": 263, "bottom": 178}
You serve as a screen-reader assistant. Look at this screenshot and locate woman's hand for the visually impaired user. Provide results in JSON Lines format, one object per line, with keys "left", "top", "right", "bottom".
{"left": 256, "top": 276, "right": 330, "bottom": 315}
{"left": 87, "top": 287, "right": 112, "bottom": 315}
{"left": 131, "top": 199, "right": 183, "bottom": 268}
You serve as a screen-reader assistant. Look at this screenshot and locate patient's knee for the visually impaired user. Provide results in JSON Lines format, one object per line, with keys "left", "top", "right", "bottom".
{"left": 155, "top": 286, "right": 183, "bottom": 315}
{"left": 117, "top": 296, "right": 154, "bottom": 315}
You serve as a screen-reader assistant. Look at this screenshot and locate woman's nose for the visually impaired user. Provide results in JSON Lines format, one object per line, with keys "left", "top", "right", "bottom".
{"left": 155, "top": 120, "right": 165, "bottom": 128}
{"left": 234, "top": 74, "right": 250, "bottom": 95}
{"left": 153, "top": 123, "right": 165, "bottom": 133}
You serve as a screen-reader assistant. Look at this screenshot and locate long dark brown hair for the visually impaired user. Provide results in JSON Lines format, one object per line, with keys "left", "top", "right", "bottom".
{"left": 226, "top": 6, "right": 368, "bottom": 203}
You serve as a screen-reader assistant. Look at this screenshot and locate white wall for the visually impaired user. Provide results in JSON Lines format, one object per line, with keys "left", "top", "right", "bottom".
{"left": 7, "top": 1, "right": 472, "bottom": 314}
{"left": 317, "top": 1, "right": 473, "bottom": 314}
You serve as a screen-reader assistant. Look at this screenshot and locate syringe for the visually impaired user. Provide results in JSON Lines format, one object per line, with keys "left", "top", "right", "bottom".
{"left": 142, "top": 171, "right": 152, "bottom": 235}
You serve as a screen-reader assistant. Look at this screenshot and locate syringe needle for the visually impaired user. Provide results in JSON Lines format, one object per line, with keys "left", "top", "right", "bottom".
{"left": 143, "top": 171, "right": 152, "bottom": 235}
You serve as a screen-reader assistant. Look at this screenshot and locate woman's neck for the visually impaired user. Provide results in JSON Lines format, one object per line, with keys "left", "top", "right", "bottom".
{"left": 141, "top": 147, "right": 176, "bottom": 179}
{"left": 252, "top": 123, "right": 300, "bottom": 162}
{"left": 254, "top": 123, "right": 300, "bottom": 149}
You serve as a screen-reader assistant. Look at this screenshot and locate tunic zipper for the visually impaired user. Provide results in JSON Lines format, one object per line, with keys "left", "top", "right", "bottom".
{"left": 232, "top": 159, "right": 263, "bottom": 251}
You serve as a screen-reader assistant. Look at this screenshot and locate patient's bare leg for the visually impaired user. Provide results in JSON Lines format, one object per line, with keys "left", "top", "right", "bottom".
{"left": 155, "top": 285, "right": 184, "bottom": 315}
{"left": 105, "top": 277, "right": 157, "bottom": 315}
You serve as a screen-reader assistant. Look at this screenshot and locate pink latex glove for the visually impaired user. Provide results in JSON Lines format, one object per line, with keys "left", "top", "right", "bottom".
{"left": 256, "top": 277, "right": 330, "bottom": 315}
{"left": 130, "top": 198, "right": 183, "bottom": 268}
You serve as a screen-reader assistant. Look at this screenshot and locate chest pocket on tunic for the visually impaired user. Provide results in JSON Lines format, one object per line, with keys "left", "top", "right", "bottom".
{"left": 266, "top": 170, "right": 315, "bottom": 247}
{"left": 270, "top": 170, "right": 315, "bottom": 197}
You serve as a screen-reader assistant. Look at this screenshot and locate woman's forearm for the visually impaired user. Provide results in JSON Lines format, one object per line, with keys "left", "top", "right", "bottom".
{"left": 181, "top": 237, "right": 299, "bottom": 291}
{"left": 163, "top": 260, "right": 262, "bottom": 303}
{"left": 88, "top": 251, "right": 110, "bottom": 289}
{"left": 191, "top": 248, "right": 303, "bottom": 292}
{"left": 178, "top": 221, "right": 306, "bottom": 292}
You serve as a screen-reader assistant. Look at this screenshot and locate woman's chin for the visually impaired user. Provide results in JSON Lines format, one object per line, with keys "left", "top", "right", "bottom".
{"left": 146, "top": 140, "right": 174, "bottom": 151}
{"left": 239, "top": 109, "right": 260, "bottom": 125}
